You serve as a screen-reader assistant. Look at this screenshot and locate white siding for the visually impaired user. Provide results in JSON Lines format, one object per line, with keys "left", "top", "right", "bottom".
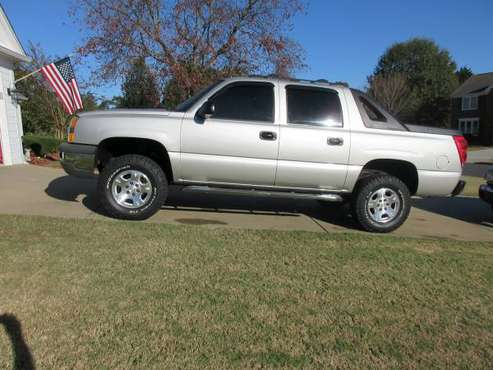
{"left": 0, "top": 8, "right": 25, "bottom": 54}
{"left": 0, "top": 55, "right": 24, "bottom": 165}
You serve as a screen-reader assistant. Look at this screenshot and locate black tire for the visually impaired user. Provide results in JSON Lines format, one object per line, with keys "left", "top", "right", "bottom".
{"left": 351, "top": 175, "right": 411, "bottom": 233}
{"left": 97, "top": 154, "right": 168, "bottom": 220}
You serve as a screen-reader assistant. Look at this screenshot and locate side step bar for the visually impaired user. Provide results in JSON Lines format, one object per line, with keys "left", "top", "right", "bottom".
{"left": 181, "top": 185, "right": 344, "bottom": 202}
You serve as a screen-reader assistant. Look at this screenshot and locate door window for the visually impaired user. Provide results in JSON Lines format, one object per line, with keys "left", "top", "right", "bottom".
{"left": 210, "top": 82, "right": 274, "bottom": 122}
{"left": 286, "top": 85, "right": 343, "bottom": 127}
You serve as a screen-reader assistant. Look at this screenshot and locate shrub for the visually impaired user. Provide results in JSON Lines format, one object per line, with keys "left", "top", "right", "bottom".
{"left": 22, "top": 134, "right": 63, "bottom": 156}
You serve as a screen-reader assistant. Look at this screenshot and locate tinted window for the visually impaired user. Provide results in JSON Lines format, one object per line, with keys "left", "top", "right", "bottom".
{"left": 210, "top": 83, "right": 274, "bottom": 122}
{"left": 350, "top": 89, "right": 408, "bottom": 131}
{"left": 286, "top": 86, "right": 342, "bottom": 126}
{"left": 359, "top": 96, "right": 386, "bottom": 122}
{"left": 175, "top": 80, "right": 223, "bottom": 112}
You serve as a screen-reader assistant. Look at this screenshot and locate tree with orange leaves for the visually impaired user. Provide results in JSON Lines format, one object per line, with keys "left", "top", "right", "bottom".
{"left": 72, "top": 0, "right": 307, "bottom": 106}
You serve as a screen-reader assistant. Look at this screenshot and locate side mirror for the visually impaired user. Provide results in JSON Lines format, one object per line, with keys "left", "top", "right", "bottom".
{"left": 196, "top": 101, "right": 215, "bottom": 121}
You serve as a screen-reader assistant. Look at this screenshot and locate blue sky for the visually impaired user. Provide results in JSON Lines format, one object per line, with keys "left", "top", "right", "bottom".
{"left": 3, "top": 0, "right": 493, "bottom": 98}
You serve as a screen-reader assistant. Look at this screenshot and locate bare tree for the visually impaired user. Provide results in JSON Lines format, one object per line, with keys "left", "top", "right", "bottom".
{"left": 368, "top": 73, "right": 414, "bottom": 117}
{"left": 71, "top": 0, "right": 306, "bottom": 103}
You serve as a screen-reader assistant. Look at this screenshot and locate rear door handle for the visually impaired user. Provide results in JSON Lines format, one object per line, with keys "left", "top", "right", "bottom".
{"left": 327, "top": 137, "right": 344, "bottom": 146}
{"left": 259, "top": 131, "right": 277, "bottom": 141}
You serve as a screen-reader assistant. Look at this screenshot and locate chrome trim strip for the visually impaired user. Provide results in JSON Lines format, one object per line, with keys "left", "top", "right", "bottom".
{"left": 176, "top": 179, "right": 349, "bottom": 194}
{"left": 181, "top": 185, "right": 344, "bottom": 202}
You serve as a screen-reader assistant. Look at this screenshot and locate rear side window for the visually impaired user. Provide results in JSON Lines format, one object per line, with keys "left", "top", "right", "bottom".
{"left": 359, "top": 96, "right": 387, "bottom": 122}
{"left": 351, "top": 89, "right": 408, "bottom": 131}
{"left": 286, "top": 86, "right": 343, "bottom": 127}
{"left": 210, "top": 82, "right": 274, "bottom": 122}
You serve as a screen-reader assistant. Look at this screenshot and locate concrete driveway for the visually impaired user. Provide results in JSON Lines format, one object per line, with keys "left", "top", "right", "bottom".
{"left": 464, "top": 148, "right": 493, "bottom": 177}
{"left": 1, "top": 164, "right": 493, "bottom": 242}
{"left": 467, "top": 147, "right": 493, "bottom": 164}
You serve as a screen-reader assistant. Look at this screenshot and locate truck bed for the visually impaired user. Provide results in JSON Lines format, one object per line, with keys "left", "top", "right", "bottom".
{"left": 405, "top": 124, "right": 460, "bottom": 136}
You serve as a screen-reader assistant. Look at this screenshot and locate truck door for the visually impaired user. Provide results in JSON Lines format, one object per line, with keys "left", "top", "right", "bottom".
{"left": 275, "top": 84, "right": 350, "bottom": 190}
{"left": 180, "top": 81, "right": 279, "bottom": 186}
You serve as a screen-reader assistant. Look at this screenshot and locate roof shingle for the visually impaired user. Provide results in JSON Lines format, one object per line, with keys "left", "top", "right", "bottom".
{"left": 451, "top": 72, "right": 493, "bottom": 98}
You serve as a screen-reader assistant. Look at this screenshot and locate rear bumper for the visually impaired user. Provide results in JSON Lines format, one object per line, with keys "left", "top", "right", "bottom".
{"left": 451, "top": 180, "right": 466, "bottom": 197}
{"left": 59, "top": 142, "right": 97, "bottom": 178}
{"left": 416, "top": 170, "right": 462, "bottom": 196}
{"left": 479, "top": 184, "right": 493, "bottom": 206}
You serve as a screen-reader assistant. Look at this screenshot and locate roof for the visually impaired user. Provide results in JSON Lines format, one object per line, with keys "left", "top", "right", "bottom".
{"left": 0, "top": 4, "right": 29, "bottom": 62}
{"left": 227, "top": 75, "right": 350, "bottom": 89}
{"left": 451, "top": 72, "right": 493, "bottom": 98}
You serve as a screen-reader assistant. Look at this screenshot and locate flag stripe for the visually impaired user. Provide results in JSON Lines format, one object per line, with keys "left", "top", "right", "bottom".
{"left": 69, "top": 82, "right": 78, "bottom": 109}
{"left": 43, "top": 64, "right": 74, "bottom": 113}
{"left": 41, "top": 66, "right": 73, "bottom": 114}
{"left": 70, "top": 80, "right": 83, "bottom": 109}
{"left": 73, "top": 79, "right": 83, "bottom": 108}
{"left": 48, "top": 64, "right": 75, "bottom": 109}
{"left": 41, "top": 66, "right": 69, "bottom": 111}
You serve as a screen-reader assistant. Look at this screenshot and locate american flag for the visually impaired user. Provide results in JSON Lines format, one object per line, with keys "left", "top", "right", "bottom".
{"left": 41, "top": 57, "right": 83, "bottom": 115}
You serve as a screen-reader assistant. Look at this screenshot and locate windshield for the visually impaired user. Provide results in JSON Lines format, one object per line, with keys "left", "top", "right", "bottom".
{"left": 174, "top": 80, "right": 223, "bottom": 112}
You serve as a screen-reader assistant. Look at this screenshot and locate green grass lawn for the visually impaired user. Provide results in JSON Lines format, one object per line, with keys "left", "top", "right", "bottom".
{"left": 1, "top": 215, "right": 492, "bottom": 368}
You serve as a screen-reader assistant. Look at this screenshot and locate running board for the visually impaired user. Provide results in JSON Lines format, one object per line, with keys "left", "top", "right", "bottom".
{"left": 181, "top": 185, "right": 344, "bottom": 202}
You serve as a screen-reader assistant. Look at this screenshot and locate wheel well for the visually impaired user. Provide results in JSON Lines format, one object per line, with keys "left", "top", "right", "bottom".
{"left": 96, "top": 137, "right": 174, "bottom": 181}
{"left": 359, "top": 159, "right": 418, "bottom": 195}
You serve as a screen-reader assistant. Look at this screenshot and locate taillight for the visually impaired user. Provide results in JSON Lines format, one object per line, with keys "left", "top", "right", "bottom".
{"left": 453, "top": 135, "right": 468, "bottom": 167}
{"left": 67, "top": 116, "right": 79, "bottom": 143}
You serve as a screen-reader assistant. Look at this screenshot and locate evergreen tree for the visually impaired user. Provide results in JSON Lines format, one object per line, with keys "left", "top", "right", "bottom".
{"left": 456, "top": 66, "right": 473, "bottom": 84}
{"left": 120, "top": 58, "right": 160, "bottom": 108}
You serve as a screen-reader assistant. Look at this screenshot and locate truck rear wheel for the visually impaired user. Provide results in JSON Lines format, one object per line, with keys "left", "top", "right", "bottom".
{"left": 351, "top": 175, "right": 411, "bottom": 233}
{"left": 97, "top": 154, "right": 168, "bottom": 220}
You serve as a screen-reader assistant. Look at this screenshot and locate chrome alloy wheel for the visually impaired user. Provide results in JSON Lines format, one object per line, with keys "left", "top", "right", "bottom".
{"left": 366, "top": 187, "right": 401, "bottom": 224}
{"left": 111, "top": 170, "right": 153, "bottom": 209}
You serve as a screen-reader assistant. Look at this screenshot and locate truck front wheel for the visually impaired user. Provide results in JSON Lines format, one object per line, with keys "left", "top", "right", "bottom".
{"left": 351, "top": 175, "right": 411, "bottom": 233}
{"left": 97, "top": 154, "right": 168, "bottom": 220}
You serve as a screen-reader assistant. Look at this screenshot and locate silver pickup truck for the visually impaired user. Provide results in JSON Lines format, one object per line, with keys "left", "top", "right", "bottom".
{"left": 60, "top": 76, "right": 467, "bottom": 232}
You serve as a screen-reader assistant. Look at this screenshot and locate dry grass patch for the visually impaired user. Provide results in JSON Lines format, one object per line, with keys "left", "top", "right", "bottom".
{"left": 0, "top": 215, "right": 492, "bottom": 368}
{"left": 461, "top": 175, "right": 484, "bottom": 197}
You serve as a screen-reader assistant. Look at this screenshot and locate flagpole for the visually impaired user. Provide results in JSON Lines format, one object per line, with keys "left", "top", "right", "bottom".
{"left": 14, "top": 67, "right": 42, "bottom": 84}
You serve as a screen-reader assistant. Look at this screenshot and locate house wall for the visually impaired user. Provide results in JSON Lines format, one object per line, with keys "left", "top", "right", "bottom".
{"left": 0, "top": 55, "right": 24, "bottom": 165}
{"left": 482, "top": 91, "right": 493, "bottom": 146}
{"left": 451, "top": 94, "right": 493, "bottom": 145}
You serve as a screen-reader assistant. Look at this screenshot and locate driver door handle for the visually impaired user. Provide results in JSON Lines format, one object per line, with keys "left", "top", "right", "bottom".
{"left": 327, "top": 137, "right": 344, "bottom": 146}
{"left": 259, "top": 131, "right": 277, "bottom": 141}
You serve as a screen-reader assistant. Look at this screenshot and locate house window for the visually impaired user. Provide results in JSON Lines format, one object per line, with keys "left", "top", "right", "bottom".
{"left": 462, "top": 95, "right": 478, "bottom": 111}
{"left": 458, "top": 118, "right": 480, "bottom": 136}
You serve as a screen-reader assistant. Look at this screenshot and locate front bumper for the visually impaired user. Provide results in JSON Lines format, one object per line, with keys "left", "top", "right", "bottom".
{"left": 59, "top": 142, "right": 97, "bottom": 178}
{"left": 479, "top": 183, "right": 493, "bottom": 206}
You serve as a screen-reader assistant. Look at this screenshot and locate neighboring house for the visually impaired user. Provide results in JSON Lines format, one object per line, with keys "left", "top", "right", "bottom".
{"left": 451, "top": 72, "right": 493, "bottom": 146}
{"left": 0, "top": 4, "right": 29, "bottom": 165}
